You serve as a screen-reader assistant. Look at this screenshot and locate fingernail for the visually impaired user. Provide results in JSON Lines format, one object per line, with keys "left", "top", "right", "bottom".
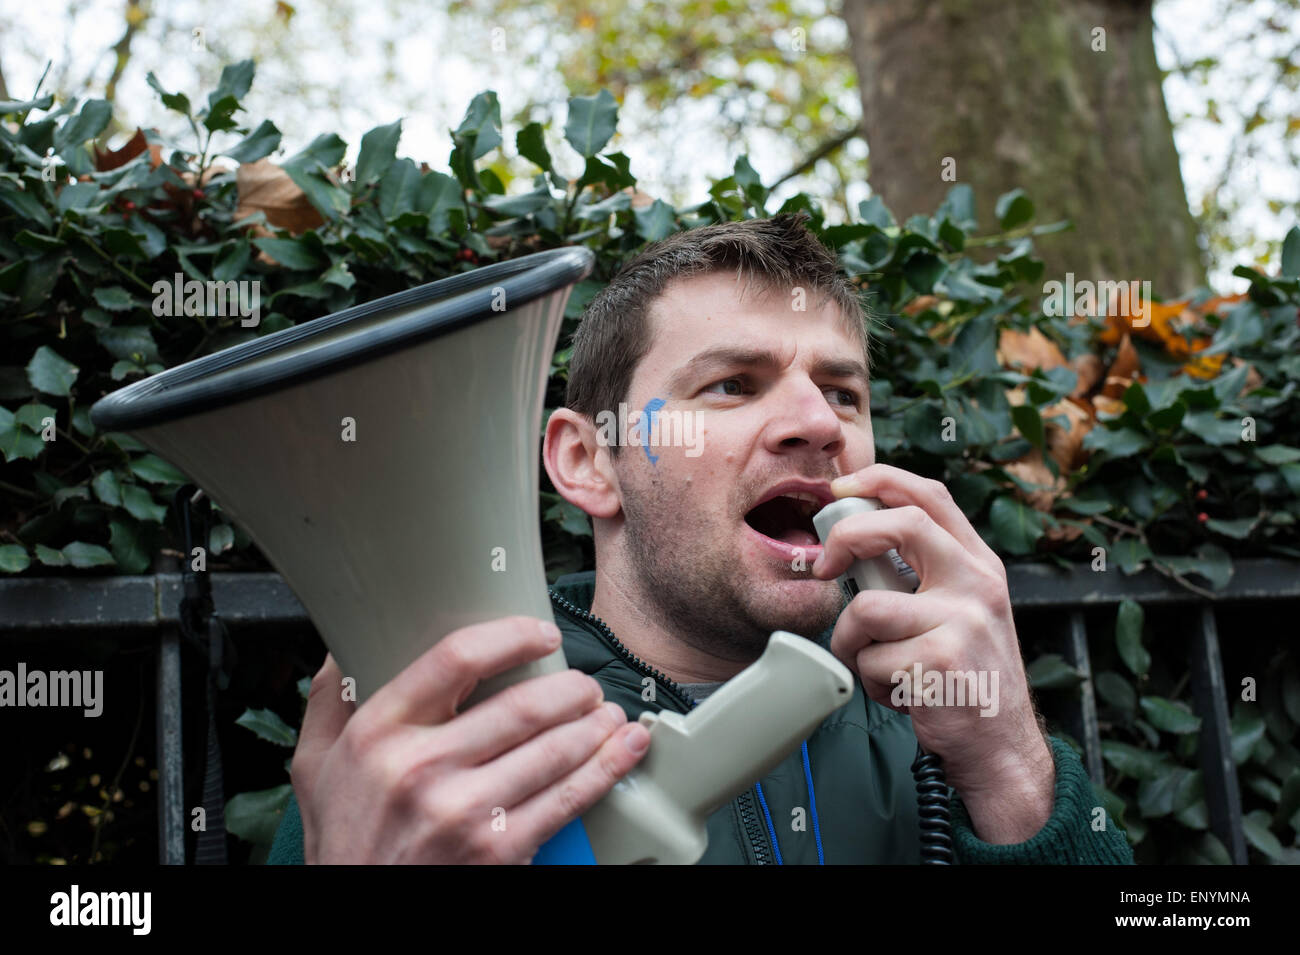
{"left": 830, "top": 475, "right": 857, "bottom": 496}
{"left": 623, "top": 724, "right": 650, "bottom": 755}
{"left": 539, "top": 620, "right": 562, "bottom": 647}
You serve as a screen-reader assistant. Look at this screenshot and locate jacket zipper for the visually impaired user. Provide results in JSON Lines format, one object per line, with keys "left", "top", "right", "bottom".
{"left": 549, "top": 589, "right": 775, "bottom": 864}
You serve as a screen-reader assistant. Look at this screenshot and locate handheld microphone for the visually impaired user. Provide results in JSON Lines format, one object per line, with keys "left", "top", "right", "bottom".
{"left": 811, "top": 495, "right": 954, "bottom": 864}
{"left": 811, "top": 497, "right": 920, "bottom": 598}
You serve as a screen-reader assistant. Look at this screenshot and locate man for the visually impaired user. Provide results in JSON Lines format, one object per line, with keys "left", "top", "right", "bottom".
{"left": 270, "top": 213, "right": 1133, "bottom": 864}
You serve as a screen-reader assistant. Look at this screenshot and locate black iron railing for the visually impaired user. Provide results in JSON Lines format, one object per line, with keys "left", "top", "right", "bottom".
{"left": 2, "top": 558, "right": 1296, "bottom": 864}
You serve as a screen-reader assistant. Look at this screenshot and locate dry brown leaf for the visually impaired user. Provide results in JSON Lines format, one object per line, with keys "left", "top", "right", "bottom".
{"left": 1002, "top": 446, "right": 1082, "bottom": 544}
{"left": 94, "top": 128, "right": 162, "bottom": 172}
{"left": 1101, "top": 333, "right": 1140, "bottom": 399}
{"left": 1042, "top": 397, "right": 1094, "bottom": 473}
{"left": 234, "top": 159, "right": 324, "bottom": 237}
{"left": 1043, "top": 518, "right": 1085, "bottom": 545}
{"left": 997, "top": 326, "right": 1067, "bottom": 372}
{"left": 1071, "top": 353, "right": 1104, "bottom": 397}
{"left": 1040, "top": 394, "right": 1092, "bottom": 475}
{"left": 1092, "top": 394, "right": 1125, "bottom": 417}
{"left": 623, "top": 187, "right": 656, "bottom": 209}
{"left": 904, "top": 295, "right": 939, "bottom": 316}
{"left": 1002, "top": 448, "right": 1063, "bottom": 512}
{"left": 1233, "top": 356, "right": 1263, "bottom": 394}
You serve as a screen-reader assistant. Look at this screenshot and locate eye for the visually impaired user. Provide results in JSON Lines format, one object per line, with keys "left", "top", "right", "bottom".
{"left": 824, "top": 387, "right": 860, "bottom": 408}
{"left": 703, "top": 376, "right": 749, "bottom": 397}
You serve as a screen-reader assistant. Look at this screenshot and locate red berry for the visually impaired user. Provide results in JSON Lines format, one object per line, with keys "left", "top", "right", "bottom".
{"left": 192, "top": 188, "right": 205, "bottom": 199}
{"left": 122, "top": 200, "right": 136, "bottom": 211}
{"left": 1197, "top": 512, "right": 1209, "bottom": 523}
{"left": 1195, "top": 489, "right": 1208, "bottom": 501}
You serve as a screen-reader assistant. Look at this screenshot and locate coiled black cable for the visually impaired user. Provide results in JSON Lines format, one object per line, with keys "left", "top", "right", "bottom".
{"left": 911, "top": 744, "right": 954, "bottom": 864}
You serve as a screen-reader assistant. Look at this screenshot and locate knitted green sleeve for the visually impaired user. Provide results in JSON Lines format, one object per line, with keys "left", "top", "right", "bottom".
{"left": 267, "top": 792, "right": 306, "bottom": 865}
{"left": 950, "top": 736, "right": 1135, "bottom": 864}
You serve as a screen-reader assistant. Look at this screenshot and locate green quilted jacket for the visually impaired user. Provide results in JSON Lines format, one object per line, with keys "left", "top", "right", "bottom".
{"left": 268, "top": 571, "right": 1134, "bottom": 864}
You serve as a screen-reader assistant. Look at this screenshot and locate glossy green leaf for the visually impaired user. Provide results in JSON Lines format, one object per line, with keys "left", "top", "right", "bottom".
{"left": 564, "top": 89, "right": 618, "bottom": 157}
{"left": 26, "top": 346, "right": 79, "bottom": 396}
{"left": 120, "top": 484, "right": 167, "bottom": 524}
{"left": 224, "top": 120, "right": 281, "bottom": 164}
{"left": 236, "top": 707, "right": 299, "bottom": 747}
{"left": 356, "top": 120, "right": 402, "bottom": 185}
{"left": 225, "top": 783, "right": 292, "bottom": 847}
{"left": 109, "top": 519, "right": 150, "bottom": 574}
{"left": 1094, "top": 671, "right": 1136, "bottom": 716}
{"left": 1139, "top": 696, "right": 1201, "bottom": 734}
{"left": 1102, "top": 741, "right": 1169, "bottom": 781}
{"left": 61, "top": 541, "right": 114, "bottom": 568}
{"left": 1116, "top": 599, "right": 1149, "bottom": 677}
{"left": 995, "top": 188, "right": 1034, "bottom": 229}
{"left": 989, "top": 495, "right": 1043, "bottom": 555}
{"left": 1242, "top": 810, "right": 1284, "bottom": 859}
{"left": 129, "top": 454, "right": 188, "bottom": 485}
{"left": 516, "top": 122, "right": 552, "bottom": 172}
{"left": 1026, "top": 653, "right": 1083, "bottom": 690}
{"left": 0, "top": 544, "right": 30, "bottom": 573}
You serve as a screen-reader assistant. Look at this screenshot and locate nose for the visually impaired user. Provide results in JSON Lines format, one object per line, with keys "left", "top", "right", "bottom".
{"left": 762, "top": 376, "right": 846, "bottom": 458}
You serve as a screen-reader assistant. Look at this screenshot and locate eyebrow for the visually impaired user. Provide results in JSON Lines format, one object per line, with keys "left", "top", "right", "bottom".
{"left": 664, "top": 346, "right": 871, "bottom": 396}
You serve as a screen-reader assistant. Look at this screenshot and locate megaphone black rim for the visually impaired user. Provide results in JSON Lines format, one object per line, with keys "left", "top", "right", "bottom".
{"left": 89, "top": 245, "right": 595, "bottom": 431}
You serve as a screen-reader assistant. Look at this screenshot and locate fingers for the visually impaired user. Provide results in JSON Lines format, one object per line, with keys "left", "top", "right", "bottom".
{"left": 418, "top": 668, "right": 607, "bottom": 767}
{"left": 831, "top": 464, "right": 1000, "bottom": 565}
{"left": 466, "top": 699, "right": 634, "bottom": 811}
{"left": 363, "top": 616, "right": 564, "bottom": 729}
{"left": 504, "top": 718, "right": 652, "bottom": 861}
{"left": 813, "top": 503, "right": 969, "bottom": 587}
{"left": 292, "top": 653, "right": 354, "bottom": 803}
{"left": 861, "top": 673, "right": 906, "bottom": 714}
{"left": 828, "top": 590, "right": 944, "bottom": 661}
{"left": 852, "top": 635, "right": 962, "bottom": 694}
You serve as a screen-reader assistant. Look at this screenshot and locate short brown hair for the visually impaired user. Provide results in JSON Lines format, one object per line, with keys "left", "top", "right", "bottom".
{"left": 564, "top": 212, "right": 869, "bottom": 447}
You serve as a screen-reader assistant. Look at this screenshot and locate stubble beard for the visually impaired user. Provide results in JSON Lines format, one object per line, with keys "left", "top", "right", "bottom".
{"left": 617, "top": 461, "right": 844, "bottom": 664}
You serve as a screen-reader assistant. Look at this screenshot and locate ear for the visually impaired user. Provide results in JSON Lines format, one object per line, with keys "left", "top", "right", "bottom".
{"left": 543, "top": 407, "right": 622, "bottom": 520}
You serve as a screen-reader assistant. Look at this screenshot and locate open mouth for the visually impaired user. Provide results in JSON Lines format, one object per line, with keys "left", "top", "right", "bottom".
{"left": 744, "top": 492, "right": 823, "bottom": 547}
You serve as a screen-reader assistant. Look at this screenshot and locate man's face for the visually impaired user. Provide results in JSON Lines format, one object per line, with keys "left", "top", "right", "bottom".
{"left": 608, "top": 270, "right": 875, "bottom": 663}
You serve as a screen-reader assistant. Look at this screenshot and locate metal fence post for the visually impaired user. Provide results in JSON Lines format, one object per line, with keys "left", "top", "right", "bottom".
{"left": 1062, "top": 609, "right": 1105, "bottom": 786}
{"left": 156, "top": 627, "right": 185, "bottom": 865}
{"left": 1190, "top": 605, "right": 1248, "bottom": 864}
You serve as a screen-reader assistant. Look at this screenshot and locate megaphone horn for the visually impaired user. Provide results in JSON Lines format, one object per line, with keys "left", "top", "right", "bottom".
{"left": 91, "top": 247, "right": 853, "bottom": 864}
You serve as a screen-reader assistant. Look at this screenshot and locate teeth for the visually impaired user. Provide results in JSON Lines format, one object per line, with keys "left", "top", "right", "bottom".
{"left": 781, "top": 491, "right": 823, "bottom": 516}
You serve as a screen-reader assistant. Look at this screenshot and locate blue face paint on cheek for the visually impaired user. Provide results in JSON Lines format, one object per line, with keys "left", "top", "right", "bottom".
{"left": 641, "top": 396, "right": 666, "bottom": 465}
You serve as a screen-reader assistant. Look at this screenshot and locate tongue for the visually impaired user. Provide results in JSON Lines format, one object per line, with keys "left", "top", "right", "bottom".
{"left": 775, "top": 527, "right": 819, "bottom": 546}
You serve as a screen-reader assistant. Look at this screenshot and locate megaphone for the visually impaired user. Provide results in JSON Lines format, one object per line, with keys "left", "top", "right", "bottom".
{"left": 91, "top": 246, "right": 853, "bottom": 864}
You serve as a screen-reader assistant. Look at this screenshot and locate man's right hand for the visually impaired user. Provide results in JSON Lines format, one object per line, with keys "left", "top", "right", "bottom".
{"left": 291, "top": 616, "right": 651, "bottom": 864}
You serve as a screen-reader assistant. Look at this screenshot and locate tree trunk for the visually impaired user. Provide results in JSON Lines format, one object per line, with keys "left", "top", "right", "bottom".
{"left": 842, "top": 0, "right": 1205, "bottom": 296}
